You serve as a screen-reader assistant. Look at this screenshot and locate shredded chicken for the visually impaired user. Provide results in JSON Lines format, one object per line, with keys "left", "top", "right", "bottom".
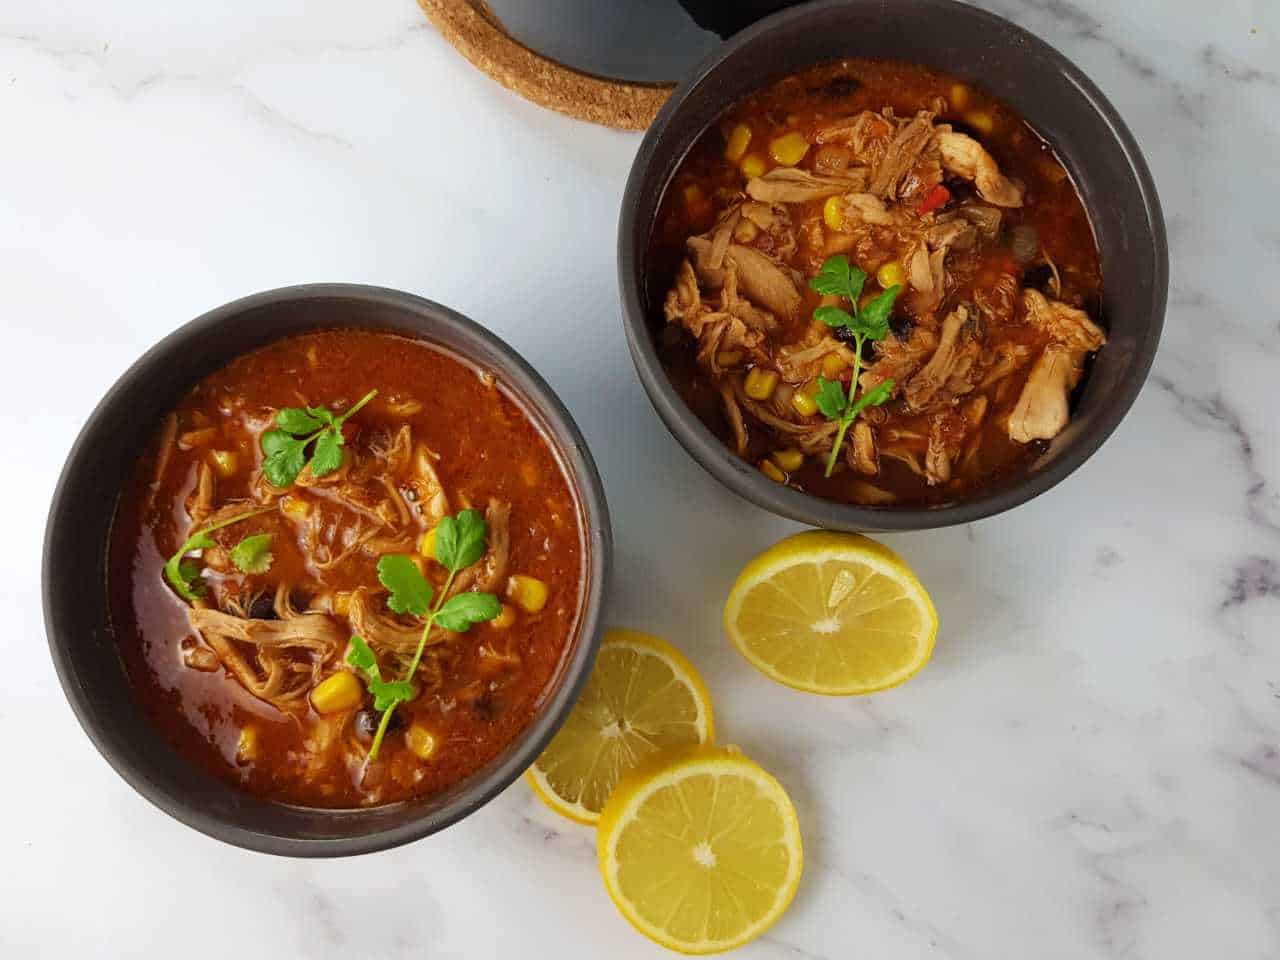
{"left": 851, "top": 420, "right": 879, "bottom": 476}
{"left": 935, "top": 129, "right": 1024, "bottom": 207}
{"left": 188, "top": 606, "right": 345, "bottom": 712}
{"left": 868, "top": 111, "right": 941, "bottom": 200}
{"left": 1006, "top": 291, "right": 1107, "bottom": 443}
{"left": 903, "top": 305, "right": 975, "bottom": 410}
{"left": 746, "top": 167, "right": 868, "bottom": 204}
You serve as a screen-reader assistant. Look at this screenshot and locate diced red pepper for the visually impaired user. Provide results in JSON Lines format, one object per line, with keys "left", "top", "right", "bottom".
{"left": 917, "top": 184, "right": 951, "bottom": 215}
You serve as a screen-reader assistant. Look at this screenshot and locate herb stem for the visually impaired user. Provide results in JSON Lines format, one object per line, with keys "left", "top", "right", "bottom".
{"left": 824, "top": 334, "right": 866, "bottom": 477}
{"left": 366, "top": 567, "right": 458, "bottom": 762}
{"left": 338, "top": 388, "right": 378, "bottom": 425}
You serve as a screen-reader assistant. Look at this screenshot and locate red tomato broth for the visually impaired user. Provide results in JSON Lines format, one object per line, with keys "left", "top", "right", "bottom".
{"left": 108, "top": 330, "right": 586, "bottom": 807}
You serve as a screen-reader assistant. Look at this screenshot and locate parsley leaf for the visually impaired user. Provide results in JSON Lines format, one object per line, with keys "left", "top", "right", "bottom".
{"left": 163, "top": 507, "right": 270, "bottom": 602}
{"left": 376, "top": 554, "right": 433, "bottom": 617}
{"left": 806, "top": 255, "right": 903, "bottom": 477}
{"left": 230, "top": 532, "right": 274, "bottom": 575}
{"left": 814, "top": 376, "right": 848, "bottom": 420}
{"left": 346, "top": 636, "right": 417, "bottom": 712}
{"left": 434, "top": 592, "right": 502, "bottom": 633}
{"left": 354, "top": 509, "right": 501, "bottom": 764}
{"left": 434, "top": 509, "right": 487, "bottom": 573}
{"left": 260, "top": 388, "right": 377, "bottom": 488}
{"left": 261, "top": 430, "right": 308, "bottom": 488}
{"left": 814, "top": 305, "right": 857, "bottom": 331}
{"left": 855, "top": 285, "right": 900, "bottom": 340}
{"left": 808, "top": 254, "right": 867, "bottom": 304}
{"left": 274, "top": 408, "right": 323, "bottom": 434}
{"left": 309, "top": 430, "right": 345, "bottom": 476}
{"left": 847, "top": 377, "right": 896, "bottom": 419}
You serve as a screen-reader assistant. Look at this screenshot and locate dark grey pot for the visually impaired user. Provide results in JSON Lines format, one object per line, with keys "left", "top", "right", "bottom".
{"left": 619, "top": 0, "right": 1167, "bottom": 531}
{"left": 43, "top": 285, "right": 612, "bottom": 856}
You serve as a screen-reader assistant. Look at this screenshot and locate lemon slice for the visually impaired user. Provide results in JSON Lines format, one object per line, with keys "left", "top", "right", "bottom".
{"left": 598, "top": 747, "right": 803, "bottom": 954}
{"left": 724, "top": 531, "right": 937, "bottom": 695}
{"left": 527, "top": 629, "right": 714, "bottom": 824}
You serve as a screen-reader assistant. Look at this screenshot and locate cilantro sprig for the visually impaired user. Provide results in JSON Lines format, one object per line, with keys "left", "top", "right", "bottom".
{"left": 261, "top": 389, "right": 378, "bottom": 488}
{"left": 808, "top": 255, "right": 901, "bottom": 477}
{"left": 230, "top": 532, "right": 274, "bottom": 575}
{"left": 347, "top": 508, "right": 502, "bottom": 762}
{"left": 164, "top": 507, "right": 271, "bottom": 602}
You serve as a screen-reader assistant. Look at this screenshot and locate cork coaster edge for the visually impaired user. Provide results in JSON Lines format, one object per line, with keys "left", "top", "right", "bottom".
{"left": 419, "top": 0, "right": 673, "bottom": 130}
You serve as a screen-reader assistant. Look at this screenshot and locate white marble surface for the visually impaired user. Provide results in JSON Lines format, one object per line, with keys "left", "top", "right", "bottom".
{"left": 3, "top": 0, "right": 1278, "bottom": 956}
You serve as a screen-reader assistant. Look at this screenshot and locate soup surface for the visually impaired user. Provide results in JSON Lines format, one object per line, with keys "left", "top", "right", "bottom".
{"left": 648, "top": 60, "right": 1104, "bottom": 506}
{"left": 109, "top": 330, "right": 585, "bottom": 807}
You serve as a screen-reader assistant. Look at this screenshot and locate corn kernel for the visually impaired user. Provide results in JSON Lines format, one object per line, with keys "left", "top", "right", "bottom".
{"left": 236, "top": 726, "right": 260, "bottom": 763}
{"left": 208, "top": 449, "right": 238, "bottom": 477}
{"left": 491, "top": 603, "right": 518, "bottom": 629}
{"left": 964, "top": 110, "right": 995, "bottom": 135}
{"left": 740, "top": 152, "right": 767, "bottom": 179}
{"left": 876, "top": 260, "right": 906, "bottom": 290}
{"left": 281, "top": 495, "right": 311, "bottom": 522}
{"left": 682, "top": 184, "right": 705, "bottom": 208}
{"left": 406, "top": 724, "right": 438, "bottom": 761}
{"left": 418, "top": 527, "right": 437, "bottom": 560}
{"left": 724, "top": 123, "right": 752, "bottom": 162}
{"left": 823, "top": 195, "right": 845, "bottom": 231}
{"left": 772, "top": 449, "right": 805, "bottom": 472}
{"left": 310, "top": 671, "right": 363, "bottom": 715}
{"left": 760, "top": 460, "right": 787, "bottom": 483}
{"left": 716, "top": 349, "right": 743, "bottom": 368}
{"left": 821, "top": 353, "right": 848, "bottom": 379}
{"left": 950, "top": 83, "right": 970, "bottom": 110}
{"left": 744, "top": 367, "right": 779, "bottom": 400}
{"left": 768, "top": 131, "right": 809, "bottom": 167}
{"left": 507, "top": 574, "right": 549, "bottom": 614}
{"left": 791, "top": 380, "right": 820, "bottom": 417}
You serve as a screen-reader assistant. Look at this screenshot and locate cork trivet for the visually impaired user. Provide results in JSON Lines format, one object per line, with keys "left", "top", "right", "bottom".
{"left": 419, "top": 0, "right": 673, "bottom": 130}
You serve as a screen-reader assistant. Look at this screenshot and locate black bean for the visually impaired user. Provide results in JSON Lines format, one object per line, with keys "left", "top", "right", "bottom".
{"left": 247, "top": 593, "right": 277, "bottom": 620}
{"left": 354, "top": 706, "right": 405, "bottom": 742}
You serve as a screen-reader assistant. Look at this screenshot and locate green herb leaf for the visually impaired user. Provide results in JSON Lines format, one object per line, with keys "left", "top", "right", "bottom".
{"left": 346, "top": 636, "right": 416, "bottom": 712}
{"left": 376, "top": 554, "right": 433, "bottom": 617}
{"left": 433, "top": 592, "right": 502, "bottom": 633}
{"left": 814, "top": 376, "right": 848, "bottom": 420}
{"left": 304, "top": 406, "right": 337, "bottom": 427}
{"left": 309, "top": 429, "right": 345, "bottom": 477}
{"left": 164, "top": 532, "right": 215, "bottom": 601}
{"left": 275, "top": 408, "right": 323, "bottom": 434}
{"left": 808, "top": 254, "right": 866, "bottom": 304}
{"left": 853, "top": 285, "right": 901, "bottom": 340}
{"left": 434, "top": 509, "right": 488, "bottom": 573}
{"left": 847, "top": 377, "right": 896, "bottom": 419}
{"left": 814, "top": 305, "right": 857, "bottom": 331}
{"left": 263, "top": 441, "right": 307, "bottom": 488}
{"left": 162, "top": 507, "right": 270, "bottom": 603}
{"left": 230, "top": 532, "right": 274, "bottom": 575}
{"left": 808, "top": 256, "right": 904, "bottom": 478}
{"left": 259, "top": 389, "right": 376, "bottom": 490}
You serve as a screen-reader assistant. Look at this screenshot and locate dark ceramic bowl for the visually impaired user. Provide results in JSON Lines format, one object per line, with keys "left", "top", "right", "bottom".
{"left": 43, "top": 285, "right": 611, "bottom": 856}
{"left": 619, "top": 0, "right": 1167, "bottom": 531}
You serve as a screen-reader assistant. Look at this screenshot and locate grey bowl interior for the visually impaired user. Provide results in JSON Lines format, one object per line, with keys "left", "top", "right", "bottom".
{"left": 43, "top": 285, "right": 611, "bottom": 856}
{"left": 619, "top": 0, "right": 1167, "bottom": 532}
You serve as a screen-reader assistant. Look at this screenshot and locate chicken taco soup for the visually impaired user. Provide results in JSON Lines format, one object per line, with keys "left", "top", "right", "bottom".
{"left": 108, "top": 329, "right": 587, "bottom": 808}
{"left": 648, "top": 59, "right": 1105, "bottom": 507}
